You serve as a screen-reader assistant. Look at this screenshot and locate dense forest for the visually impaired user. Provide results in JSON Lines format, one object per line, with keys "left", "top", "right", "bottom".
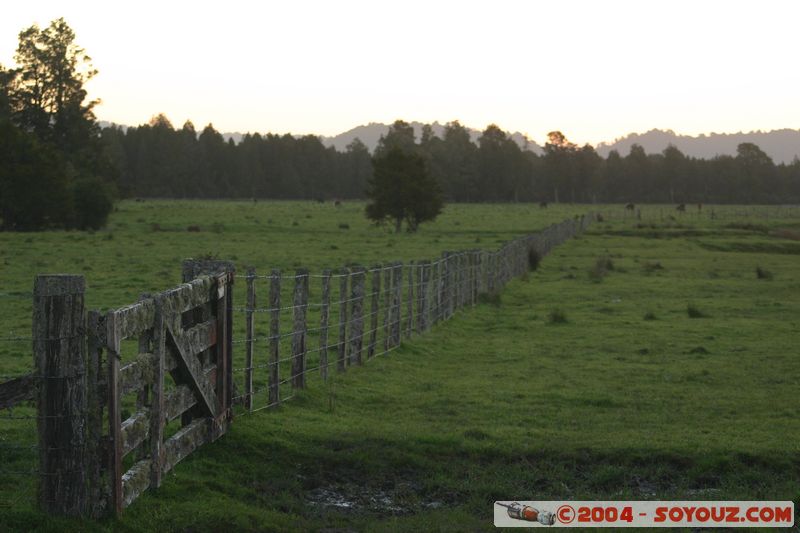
{"left": 102, "top": 117, "right": 800, "bottom": 204}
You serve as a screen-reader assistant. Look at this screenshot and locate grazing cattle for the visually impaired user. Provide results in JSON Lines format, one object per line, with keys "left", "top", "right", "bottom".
{"left": 676, "top": 203, "right": 686, "bottom": 213}
{"left": 334, "top": 200, "right": 342, "bottom": 207}
{"left": 539, "top": 201, "right": 548, "bottom": 208}
{"left": 625, "top": 203, "right": 635, "bottom": 211}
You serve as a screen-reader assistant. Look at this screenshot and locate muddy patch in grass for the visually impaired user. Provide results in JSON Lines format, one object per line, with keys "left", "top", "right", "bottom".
{"left": 306, "top": 482, "right": 445, "bottom": 515}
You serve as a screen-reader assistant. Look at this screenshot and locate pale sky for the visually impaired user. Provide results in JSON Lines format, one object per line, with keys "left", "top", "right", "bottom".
{"left": 2, "top": 0, "right": 798, "bottom": 146}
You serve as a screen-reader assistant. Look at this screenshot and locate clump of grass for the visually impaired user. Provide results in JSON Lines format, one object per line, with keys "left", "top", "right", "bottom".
{"left": 755, "top": 266, "right": 773, "bottom": 280}
{"left": 548, "top": 308, "right": 568, "bottom": 324}
{"left": 104, "top": 232, "right": 114, "bottom": 241}
{"left": 725, "top": 222, "right": 767, "bottom": 232}
{"left": 687, "top": 303, "right": 708, "bottom": 318}
{"left": 769, "top": 228, "right": 800, "bottom": 241}
{"left": 292, "top": 220, "right": 299, "bottom": 226}
{"left": 642, "top": 261, "right": 664, "bottom": 273}
{"left": 338, "top": 223, "right": 350, "bottom": 230}
{"left": 528, "top": 249, "right": 540, "bottom": 271}
{"left": 330, "top": 244, "right": 339, "bottom": 250}
{"left": 211, "top": 223, "right": 225, "bottom": 233}
{"left": 478, "top": 292, "right": 502, "bottom": 306}
{"left": 462, "top": 429, "right": 490, "bottom": 440}
{"left": 688, "top": 346, "right": 710, "bottom": 354}
{"left": 588, "top": 256, "right": 614, "bottom": 282}
{"left": 151, "top": 223, "right": 162, "bottom": 232}
{"left": 643, "top": 311, "right": 657, "bottom": 321}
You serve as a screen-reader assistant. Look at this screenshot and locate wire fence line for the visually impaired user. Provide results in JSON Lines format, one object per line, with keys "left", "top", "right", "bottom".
{"left": 230, "top": 215, "right": 593, "bottom": 414}
{"left": 0, "top": 214, "right": 592, "bottom": 518}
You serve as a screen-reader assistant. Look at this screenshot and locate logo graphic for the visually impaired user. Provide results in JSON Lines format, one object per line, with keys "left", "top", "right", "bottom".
{"left": 496, "top": 502, "right": 556, "bottom": 525}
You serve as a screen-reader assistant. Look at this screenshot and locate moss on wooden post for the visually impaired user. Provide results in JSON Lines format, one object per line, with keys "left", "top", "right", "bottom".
{"left": 291, "top": 270, "right": 309, "bottom": 389}
{"left": 34, "top": 274, "right": 87, "bottom": 516}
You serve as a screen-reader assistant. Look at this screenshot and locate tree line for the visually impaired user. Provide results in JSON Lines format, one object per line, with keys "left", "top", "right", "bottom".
{"left": 2, "top": 19, "right": 799, "bottom": 232}
{"left": 103, "top": 118, "right": 800, "bottom": 205}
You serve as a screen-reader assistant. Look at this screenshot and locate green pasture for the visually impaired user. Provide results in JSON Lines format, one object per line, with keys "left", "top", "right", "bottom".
{"left": 0, "top": 201, "right": 798, "bottom": 531}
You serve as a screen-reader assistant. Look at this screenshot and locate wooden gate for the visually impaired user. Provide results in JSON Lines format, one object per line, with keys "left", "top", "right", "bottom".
{"left": 104, "top": 271, "right": 233, "bottom": 513}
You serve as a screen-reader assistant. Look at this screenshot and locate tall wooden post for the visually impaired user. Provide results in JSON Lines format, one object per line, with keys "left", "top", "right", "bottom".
{"left": 319, "top": 269, "right": 331, "bottom": 380}
{"left": 291, "top": 270, "right": 309, "bottom": 389}
{"left": 405, "top": 262, "right": 414, "bottom": 339}
{"left": 34, "top": 274, "right": 87, "bottom": 516}
{"left": 268, "top": 270, "right": 281, "bottom": 406}
{"left": 382, "top": 266, "right": 392, "bottom": 351}
{"left": 337, "top": 268, "right": 349, "bottom": 372}
{"left": 85, "top": 310, "right": 105, "bottom": 517}
{"left": 416, "top": 261, "right": 426, "bottom": 333}
{"left": 367, "top": 265, "right": 381, "bottom": 359}
{"left": 244, "top": 267, "right": 256, "bottom": 411}
{"left": 348, "top": 266, "right": 365, "bottom": 365}
{"left": 391, "top": 262, "right": 403, "bottom": 346}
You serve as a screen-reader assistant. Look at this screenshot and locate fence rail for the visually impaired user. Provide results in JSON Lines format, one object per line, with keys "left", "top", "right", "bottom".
{"left": 0, "top": 213, "right": 592, "bottom": 517}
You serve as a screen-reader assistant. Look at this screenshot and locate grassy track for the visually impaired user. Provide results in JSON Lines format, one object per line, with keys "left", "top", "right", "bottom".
{"left": 1, "top": 202, "right": 798, "bottom": 531}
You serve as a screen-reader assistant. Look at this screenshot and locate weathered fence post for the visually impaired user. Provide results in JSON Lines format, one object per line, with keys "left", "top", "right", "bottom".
{"left": 438, "top": 254, "right": 447, "bottom": 322}
{"left": 149, "top": 294, "right": 166, "bottom": 489}
{"left": 337, "top": 268, "right": 349, "bottom": 372}
{"left": 268, "top": 270, "right": 281, "bottom": 406}
{"left": 446, "top": 252, "right": 455, "bottom": 319}
{"left": 405, "top": 262, "right": 414, "bottom": 339}
{"left": 291, "top": 269, "right": 309, "bottom": 389}
{"left": 319, "top": 269, "right": 331, "bottom": 380}
{"left": 244, "top": 267, "right": 256, "bottom": 411}
{"left": 391, "top": 262, "right": 403, "bottom": 346}
{"left": 488, "top": 252, "right": 496, "bottom": 295}
{"left": 136, "top": 293, "right": 152, "bottom": 457}
{"left": 367, "top": 265, "right": 381, "bottom": 359}
{"left": 86, "top": 310, "right": 106, "bottom": 517}
{"left": 455, "top": 253, "right": 463, "bottom": 310}
{"left": 348, "top": 266, "right": 365, "bottom": 366}
{"left": 106, "top": 298, "right": 122, "bottom": 514}
{"left": 471, "top": 250, "right": 479, "bottom": 305}
{"left": 34, "top": 274, "right": 87, "bottom": 516}
{"left": 382, "top": 265, "right": 392, "bottom": 352}
{"left": 416, "top": 261, "right": 426, "bottom": 334}
{"left": 432, "top": 260, "right": 441, "bottom": 324}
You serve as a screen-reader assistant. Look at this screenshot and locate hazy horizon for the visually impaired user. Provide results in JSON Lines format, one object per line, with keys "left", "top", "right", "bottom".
{"left": 3, "top": 1, "right": 799, "bottom": 147}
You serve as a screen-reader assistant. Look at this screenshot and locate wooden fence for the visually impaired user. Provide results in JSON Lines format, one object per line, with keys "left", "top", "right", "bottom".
{"left": 0, "top": 214, "right": 591, "bottom": 517}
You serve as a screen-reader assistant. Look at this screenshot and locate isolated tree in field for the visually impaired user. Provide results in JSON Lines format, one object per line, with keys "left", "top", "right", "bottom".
{"left": 366, "top": 148, "right": 443, "bottom": 233}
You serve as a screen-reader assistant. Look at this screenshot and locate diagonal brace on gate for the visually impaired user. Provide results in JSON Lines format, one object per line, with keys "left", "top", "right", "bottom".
{"left": 165, "top": 319, "right": 218, "bottom": 417}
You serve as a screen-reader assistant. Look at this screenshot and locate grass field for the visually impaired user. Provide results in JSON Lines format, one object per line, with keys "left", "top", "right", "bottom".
{"left": 1, "top": 201, "right": 799, "bottom": 531}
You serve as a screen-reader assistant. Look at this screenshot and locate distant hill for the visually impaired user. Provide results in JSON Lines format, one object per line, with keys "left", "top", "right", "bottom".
{"left": 596, "top": 129, "right": 800, "bottom": 164}
{"left": 319, "top": 121, "right": 542, "bottom": 154}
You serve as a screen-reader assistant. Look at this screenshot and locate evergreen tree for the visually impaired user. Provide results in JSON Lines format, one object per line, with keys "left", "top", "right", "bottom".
{"left": 366, "top": 148, "right": 443, "bottom": 233}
